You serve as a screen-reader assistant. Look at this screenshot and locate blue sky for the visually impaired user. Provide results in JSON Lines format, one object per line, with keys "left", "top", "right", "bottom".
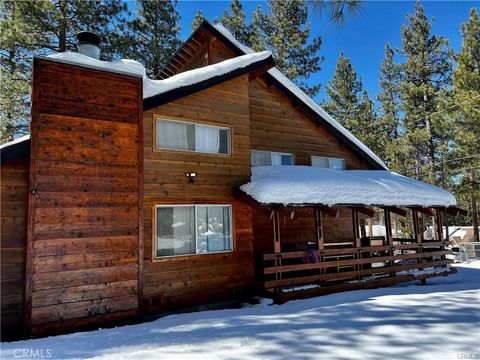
{"left": 172, "top": 0, "right": 476, "bottom": 105}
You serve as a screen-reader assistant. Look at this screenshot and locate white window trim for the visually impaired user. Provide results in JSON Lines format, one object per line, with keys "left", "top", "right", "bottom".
{"left": 154, "top": 204, "right": 233, "bottom": 259}
{"left": 251, "top": 150, "right": 295, "bottom": 166}
{"left": 155, "top": 118, "right": 231, "bottom": 155}
{"left": 311, "top": 155, "right": 346, "bottom": 170}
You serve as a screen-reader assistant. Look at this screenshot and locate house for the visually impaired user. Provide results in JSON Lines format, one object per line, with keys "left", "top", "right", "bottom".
{"left": 0, "top": 21, "right": 466, "bottom": 340}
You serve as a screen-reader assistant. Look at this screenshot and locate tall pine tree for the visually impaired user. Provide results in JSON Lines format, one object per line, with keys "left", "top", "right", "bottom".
{"left": 376, "top": 43, "right": 408, "bottom": 173}
{"left": 120, "top": 0, "right": 181, "bottom": 79}
{"left": 252, "top": 0, "right": 323, "bottom": 96}
{"left": 323, "top": 52, "right": 379, "bottom": 152}
{"left": 451, "top": 8, "right": 480, "bottom": 241}
{"left": 398, "top": 1, "right": 453, "bottom": 183}
{"left": 0, "top": 0, "right": 128, "bottom": 142}
{"left": 221, "top": 0, "right": 253, "bottom": 46}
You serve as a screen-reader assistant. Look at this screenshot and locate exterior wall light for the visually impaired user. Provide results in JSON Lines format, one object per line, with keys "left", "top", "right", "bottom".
{"left": 185, "top": 172, "right": 197, "bottom": 183}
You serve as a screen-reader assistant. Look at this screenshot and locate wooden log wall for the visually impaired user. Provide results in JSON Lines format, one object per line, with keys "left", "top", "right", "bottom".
{"left": 26, "top": 58, "right": 143, "bottom": 335}
{"left": 142, "top": 75, "right": 256, "bottom": 312}
{"left": 1, "top": 156, "right": 29, "bottom": 340}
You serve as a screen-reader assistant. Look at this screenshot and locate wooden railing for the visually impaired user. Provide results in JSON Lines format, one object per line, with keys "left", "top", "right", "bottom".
{"left": 263, "top": 241, "right": 453, "bottom": 291}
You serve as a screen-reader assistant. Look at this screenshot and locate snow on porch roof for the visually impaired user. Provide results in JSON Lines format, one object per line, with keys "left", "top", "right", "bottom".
{"left": 240, "top": 166, "right": 457, "bottom": 207}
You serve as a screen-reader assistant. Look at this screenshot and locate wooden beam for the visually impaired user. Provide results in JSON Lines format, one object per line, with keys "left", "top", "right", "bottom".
{"left": 352, "top": 206, "right": 375, "bottom": 218}
{"left": 412, "top": 207, "right": 435, "bottom": 217}
{"left": 273, "top": 209, "right": 281, "bottom": 253}
{"left": 383, "top": 206, "right": 407, "bottom": 217}
{"left": 437, "top": 206, "right": 469, "bottom": 217}
{"left": 317, "top": 206, "right": 339, "bottom": 218}
{"left": 434, "top": 209, "right": 444, "bottom": 242}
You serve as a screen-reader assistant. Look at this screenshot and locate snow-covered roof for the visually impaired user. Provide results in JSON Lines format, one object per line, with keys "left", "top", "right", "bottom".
{"left": 212, "top": 23, "right": 388, "bottom": 171}
{"left": 47, "top": 50, "right": 272, "bottom": 99}
{"left": 240, "top": 166, "right": 456, "bottom": 207}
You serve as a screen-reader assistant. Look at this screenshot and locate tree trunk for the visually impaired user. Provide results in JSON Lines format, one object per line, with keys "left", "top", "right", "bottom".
{"left": 425, "top": 115, "right": 436, "bottom": 184}
{"left": 59, "top": 0, "right": 67, "bottom": 52}
{"left": 471, "top": 172, "right": 479, "bottom": 242}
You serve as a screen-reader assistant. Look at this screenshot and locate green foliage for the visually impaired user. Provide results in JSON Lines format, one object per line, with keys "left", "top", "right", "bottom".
{"left": 0, "top": 0, "right": 129, "bottom": 142}
{"left": 323, "top": 52, "right": 380, "bottom": 153}
{"left": 252, "top": 0, "right": 323, "bottom": 96}
{"left": 450, "top": 8, "right": 480, "bottom": 237}
{"left": 308, "top": 0, "right": 363, "bottom": 26}
{"left": 191, "top": 10, "right": 205, "bottom": 31}
{"left": 119, "top": 0, "right": 181, "bottom": 79}
{"left": 220, "top": 0, "right": 259, "bottom": 48}
{"left": 397, "top": 1, "right": 453, "bottom": 183}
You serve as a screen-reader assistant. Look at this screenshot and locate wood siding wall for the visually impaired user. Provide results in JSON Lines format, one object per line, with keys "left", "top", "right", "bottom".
{"left": 1, "top": 156, "right": 29, "bottom": 340}
{"left": 26, "top": 59, "right": 143, "bottom": 335}
{"left": 143, "top": 75, "right": 255, "bottom": 312}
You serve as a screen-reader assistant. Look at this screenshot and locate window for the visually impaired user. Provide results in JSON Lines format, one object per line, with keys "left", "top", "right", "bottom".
{"left": 156, "top": 119, "right": 230, "bottom": 155}
{"left": 251, "top": 150, "right": 294, "bottom": 167}
{"left": 155, "top": 205, "right": 232, "bottom": 257}
{"left": 311, "top": 156, "right": 346, "bottom": 170}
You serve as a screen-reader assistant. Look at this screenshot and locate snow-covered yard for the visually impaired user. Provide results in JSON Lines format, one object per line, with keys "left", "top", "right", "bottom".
{"left": 2, "top": 262, "right": 479, "bottom": 360}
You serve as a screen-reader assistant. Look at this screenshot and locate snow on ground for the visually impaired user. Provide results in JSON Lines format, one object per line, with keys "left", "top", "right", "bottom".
{"left": 240, "top": 166, "right": 456, "bottom": 207}
{"left": 2, "top": 262, "right": 479, "bottom": 360}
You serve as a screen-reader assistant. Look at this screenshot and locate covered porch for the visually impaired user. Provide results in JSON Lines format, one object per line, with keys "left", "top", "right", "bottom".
{"left": 239, "top": 166, "right": 466, "bottom": 303}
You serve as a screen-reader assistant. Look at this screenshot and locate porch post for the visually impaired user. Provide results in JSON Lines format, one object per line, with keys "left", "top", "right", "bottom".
{"left": 352, "top": 208, "right": 361, "bottom": 248}
{"left": 314, "top": 208, "right": 324, "bottom": 251}
{"left": 412, "top": 210, "right": 423, "bottom": 243}
{"left": 384, "top": 209, "right": 393, "bottom": 246}
{"left": 272, "top": 209, "right": 281, "bottom": 253}
{"left": 434, "top": 209, "right": 444, "bottom": 242}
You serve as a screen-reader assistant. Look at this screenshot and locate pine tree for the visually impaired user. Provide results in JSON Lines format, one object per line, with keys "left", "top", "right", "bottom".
{"left": 309, "top": 0, "right": 363, "bottom": 25}
{"left": 191, "top": 9, "right": 204, "bottom": 31}
{"left": 376, "top": 43, "right": 408, "bottom": 173}
{"left": 398, "top": 1, "right": 453, "bottom": 183}
{"left": 220, "top": 0, "right": 261, "bottom": 48}
{"left": 323, "top": 52, "right": 380, "bottom": 151}
{"left": 252, "top": 0, "right": 323, "bottom": 96}
{"left": 323, "top": 52, "right": 361, "bottom": 129}
{"left": 451, "top": 8, "right": 480, "bottom": 241}
{"left": 120, "top": 0, "right": 181, "bottom": 79}
{"left": 0, "top": 0, "right": 128, "bottom": 143}
{"left": 0, "top": 1, "right": 37, "bottom": 141}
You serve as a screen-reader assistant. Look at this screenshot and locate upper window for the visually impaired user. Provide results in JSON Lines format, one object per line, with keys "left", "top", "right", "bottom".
{"left": 311, "top": 156, "right": 346, "bottom": 170}
{"left": 156, "top": 119, "right": 231, "bottom": 155}
{"left": 251, "top": 150, "right": 294, "bottom": 167}
{"left": 155, "top": 205, "right": 232, "bottom": 258}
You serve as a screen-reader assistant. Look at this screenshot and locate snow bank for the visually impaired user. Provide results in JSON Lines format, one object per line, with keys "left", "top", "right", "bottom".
{"left": 47, "top": 51, "right": 272, "bottom": 99}
{"left": 1, "top": 261, "right": 478, "bottom": 360}
{"left": 240, "top": 165, "right": 456, "bottom": 207}
{"left": 213, "top": 23, "right": 388, "bottom": 171}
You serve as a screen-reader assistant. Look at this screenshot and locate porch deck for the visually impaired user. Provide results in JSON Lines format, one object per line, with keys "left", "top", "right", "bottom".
{"left": 262, "top": 239, "right": 455, "bottom": 303}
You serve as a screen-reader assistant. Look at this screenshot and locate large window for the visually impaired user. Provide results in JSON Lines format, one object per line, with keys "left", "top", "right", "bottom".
{"left": 156, "top": 119, "right": 231, "bottom": 155}
{"left": 251, "top": 150, "right": 294, "bottom": 167}
{"left": 311, "top": 156, "right": 346, "bottom": 170}
{"left": 155, "top": 205, "right": 232, "bottom": 258}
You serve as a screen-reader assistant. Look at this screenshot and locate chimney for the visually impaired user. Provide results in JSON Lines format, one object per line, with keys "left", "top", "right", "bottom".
{"left": 77, "top": 31, "right": 101, "bottom": 60}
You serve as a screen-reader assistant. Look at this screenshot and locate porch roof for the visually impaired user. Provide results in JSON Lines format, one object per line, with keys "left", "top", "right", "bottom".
{"left": 240, "top": 166, "right": 456, "bottom": 208}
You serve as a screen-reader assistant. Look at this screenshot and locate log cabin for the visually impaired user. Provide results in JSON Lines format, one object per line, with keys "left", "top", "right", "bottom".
{"left": 0, "top": 22, "right": 467, "bottom": 340}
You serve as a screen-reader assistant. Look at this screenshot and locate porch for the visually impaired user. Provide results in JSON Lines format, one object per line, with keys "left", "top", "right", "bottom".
{"left": 238, "top": 166, "right": 466, "bottom": 303}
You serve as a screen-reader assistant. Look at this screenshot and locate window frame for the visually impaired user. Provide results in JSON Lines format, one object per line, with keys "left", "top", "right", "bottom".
{"left": 311, "top": 155, "right": 346, "bottom": 170}
{"left": 153, "top": 204, "right": 234, "bottom": 259}
{"left": 251, "top": 150, "right": 295, "bottom": 167}
{"left": 154, "top": 116, "right": 232, "bottom": 156}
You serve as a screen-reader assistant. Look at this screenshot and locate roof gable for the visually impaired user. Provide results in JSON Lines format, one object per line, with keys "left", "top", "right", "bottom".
{"left": 161, "top": 21, "right": 388, "bottom": 171}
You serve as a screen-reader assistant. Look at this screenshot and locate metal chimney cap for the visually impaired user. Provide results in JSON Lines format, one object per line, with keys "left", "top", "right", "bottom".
{"left": 77, "top": 31, "right": 101, "bottom": 46}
